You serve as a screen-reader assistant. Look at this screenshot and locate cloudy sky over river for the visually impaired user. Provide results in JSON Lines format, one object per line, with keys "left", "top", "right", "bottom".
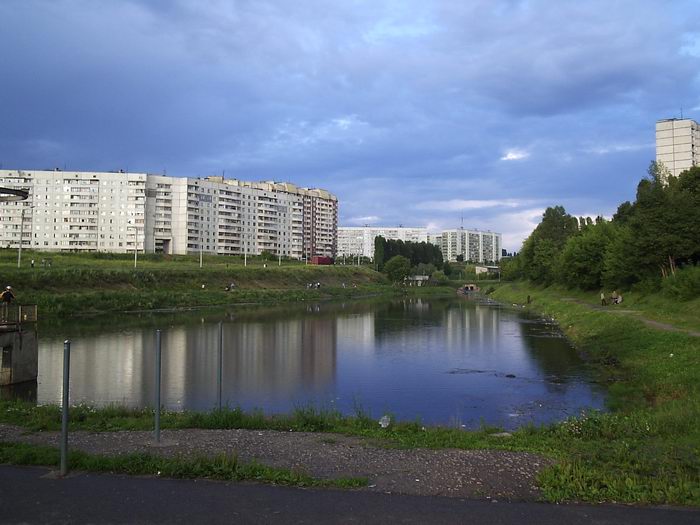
{"left": 2, "top": 0, "right": 699, "bottom": 249}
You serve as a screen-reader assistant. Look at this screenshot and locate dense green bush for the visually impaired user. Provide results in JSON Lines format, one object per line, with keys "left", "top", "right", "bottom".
{"left": 661, "top": 265, "right": 700, "bottom": 300}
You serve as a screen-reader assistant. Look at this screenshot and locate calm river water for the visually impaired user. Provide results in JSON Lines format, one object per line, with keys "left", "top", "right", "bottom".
{"left": 31, "top": 296, "right": 605, "bottom": 428}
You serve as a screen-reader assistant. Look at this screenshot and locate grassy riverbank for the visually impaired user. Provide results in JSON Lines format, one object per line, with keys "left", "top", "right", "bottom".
{"left": 0, "top": 249, "right": 408, "bottom": 315}
{"left": 490, "top": 282, "right": 700, "bottom": 504}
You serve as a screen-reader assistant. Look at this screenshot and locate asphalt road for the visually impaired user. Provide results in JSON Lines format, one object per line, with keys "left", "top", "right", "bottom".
{"left": 1, "top": 466, "right": 698, "bottom": 525}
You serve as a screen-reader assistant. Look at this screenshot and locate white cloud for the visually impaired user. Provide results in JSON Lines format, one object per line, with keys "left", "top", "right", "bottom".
{"left": 477, "top": 208, "right": 546, "bottom": 251}
{"left": 500, "top": 149, "right": 530, "bottom": 161}
{"left": 416, "top": 199, "right": 525, "bottom": 211}
{"left": 346, "top": 215, "right": 381, "bottom": 225}
{"left": 583, "top": 143, "right": 653, "bottom": 155}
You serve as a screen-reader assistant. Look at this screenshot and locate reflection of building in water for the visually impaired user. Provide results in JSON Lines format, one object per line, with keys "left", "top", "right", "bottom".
{"left": 444, "top": 303, "right": 499, "bottom": 352}
{"left": 38, "top": 315, "right": 337, "bottom": 409}
{"left": 0, "top": 328, "right": 38, "bottom": 387}
{"left": 224, "top": 317, "right": 336, "bottom": 397}
{"left": 38, "top": 331, "right": 153, "bottom": 407}
{"left": 336, "top": 312, "right": 376, "bottom": 353}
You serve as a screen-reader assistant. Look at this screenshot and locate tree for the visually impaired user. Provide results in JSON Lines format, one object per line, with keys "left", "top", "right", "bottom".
{"left": 384, "top": 255, "right": 411, "bottom": 283}
{"left": 374, "top": 236, "right": 387, "bottom": 271}
{"left": 519, "top": 206, "right": 579, "bottom": 284}
{"left": 557, "top": 221, "right": 615, "bottom": 290}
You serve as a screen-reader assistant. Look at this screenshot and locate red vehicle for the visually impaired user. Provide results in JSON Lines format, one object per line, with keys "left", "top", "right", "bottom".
{"left": 310, "top": 256, "right": 334, "bottom": 265}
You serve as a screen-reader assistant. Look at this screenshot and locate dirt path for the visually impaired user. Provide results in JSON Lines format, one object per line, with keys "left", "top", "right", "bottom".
{"left": 560, "top": 298, "right": 700, "bottom": 337}
{"left": 0, "top": 424, "right": 552, "bottom": 501}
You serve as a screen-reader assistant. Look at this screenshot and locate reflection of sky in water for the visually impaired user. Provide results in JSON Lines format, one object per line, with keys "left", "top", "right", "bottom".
{"left": 33, "top": 298, "right": 606, "bottom": 429}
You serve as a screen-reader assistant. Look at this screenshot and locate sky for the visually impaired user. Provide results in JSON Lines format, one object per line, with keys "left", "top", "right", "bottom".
{"left": 2, "top": 0, "right": 699, "bottom": 251}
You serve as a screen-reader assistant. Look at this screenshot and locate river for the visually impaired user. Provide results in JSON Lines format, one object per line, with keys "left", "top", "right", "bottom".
{"left": 19, "top": 295, "right": 606, "bottom": 429}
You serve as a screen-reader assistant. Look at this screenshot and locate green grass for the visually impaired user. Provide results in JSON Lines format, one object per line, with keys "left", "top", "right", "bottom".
{"left": 0, "top": 249, "right": 458, "bottom": 315}
{"left": 0, "top": 441, "right": 367, "bottom": 488}
{"left": 488, "top": 282, "right": 700, "bottom": 505}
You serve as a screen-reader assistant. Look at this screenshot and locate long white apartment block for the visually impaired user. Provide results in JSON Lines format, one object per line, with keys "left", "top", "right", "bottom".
{"left": 656, "top": 118, "right": 699, "bottom": 178}
{"left": 337, "top": 226, "right": 428, "bottom": 258}
{"left": 0, "top": 169, "right": 337, "bottom": 258}
{"left": 437, "top": 229, "right": 501, "bottom": 263}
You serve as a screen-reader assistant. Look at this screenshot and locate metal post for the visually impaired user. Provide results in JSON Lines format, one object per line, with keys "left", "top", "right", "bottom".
{"left": 217, "top": 321, "right": 223, "bottom": 410}
{"left": 278, "top": 252, "right": 281, "bottom": 266}
{"left": 60, "top": 340, "right": 71, "bottom": 476}
{"left": 134, "top": 246, "right": 137, "bottom": 269}
{"left": 244, "top": 241, "right": 247, "bottom": 267}
{"left": 17, "top": 208, "right": 25, "bottom": 269}
{"left": 154, "top": 329, "right": 162, "bottom": 443}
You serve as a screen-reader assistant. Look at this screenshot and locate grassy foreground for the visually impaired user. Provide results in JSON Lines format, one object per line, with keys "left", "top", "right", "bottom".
{"left": 0, "top": 441, "right": 366, "bottom": 489}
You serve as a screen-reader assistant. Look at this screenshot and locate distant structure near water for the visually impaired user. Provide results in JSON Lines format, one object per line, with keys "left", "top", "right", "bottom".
{"left": 337, "top": 225, "right": 501, "bottom": 264}
{"left": 656, "top": 118, "right": 699, "bottom": 178}
{"left": 337, "top": 226, "right": 428, "bottom": 259}
{"left": 0, "top": 169, "right": 337, "bottom": 259}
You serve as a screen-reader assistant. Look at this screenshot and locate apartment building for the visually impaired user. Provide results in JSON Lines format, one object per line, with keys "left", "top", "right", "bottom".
{"left": 0, "top": 169, "right": 338, "bottom": 258}
{"left": 337, "top": 226, "right": 428, "bottom": 258}
{"left": 436, "top": 229, "right": 501, "bottom": 263}
{"left": 656, "top": 118, "right": 699, "bottom": 178}
{"left": 0, "top": 169, "right": 148, "bottom": 252}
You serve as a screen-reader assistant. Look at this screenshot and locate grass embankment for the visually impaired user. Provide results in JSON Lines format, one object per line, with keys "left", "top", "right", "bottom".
{"left": 489, "top": 282, "right": 700, "bottom": 505}
{"left": 0, "top": 249, "right": 423, "bottom": 315}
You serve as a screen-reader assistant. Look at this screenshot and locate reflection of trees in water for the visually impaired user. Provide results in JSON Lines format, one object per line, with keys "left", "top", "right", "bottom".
{"left": 517, "top": 319, "right": 586, "bottom": 388}
{"left": 370, "top": 298, "right": 500, "bottom": 353}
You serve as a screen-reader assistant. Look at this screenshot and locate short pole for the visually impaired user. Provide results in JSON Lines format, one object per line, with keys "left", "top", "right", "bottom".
{"left": 217, "top": 321, "right": 223, "bottom": 410}
{"left": 154, "top": 329, "right": 162, "bottom": 443}
{"left": 60, "top": 340, "right": 71, "bottom": 477}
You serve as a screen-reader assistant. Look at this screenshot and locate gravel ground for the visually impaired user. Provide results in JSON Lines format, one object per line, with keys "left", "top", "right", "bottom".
{"left": 0, "top": 424, "right": 553, "bottom": 500}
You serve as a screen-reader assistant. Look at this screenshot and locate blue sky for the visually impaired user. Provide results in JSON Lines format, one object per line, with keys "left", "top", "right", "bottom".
{"left": 2, "top": 0, "right": 699, "bottom": 250}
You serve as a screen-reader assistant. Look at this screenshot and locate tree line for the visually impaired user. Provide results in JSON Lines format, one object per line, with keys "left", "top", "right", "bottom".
{"left": 374, "top": 237, "right": 444, "bottom": 271}
{"left": 502, "top": 164, "right": 700, "bottom": 296}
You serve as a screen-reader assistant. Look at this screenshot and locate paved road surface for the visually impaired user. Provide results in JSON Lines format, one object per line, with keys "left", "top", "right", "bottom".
{"left": 1, "top": 466, "right": 698, "bottom": 524}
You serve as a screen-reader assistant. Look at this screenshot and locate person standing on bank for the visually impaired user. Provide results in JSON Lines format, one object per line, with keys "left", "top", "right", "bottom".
{"left": 600, "top": 291, "right": 607, "bottom": 306}
{"left": 1, "top": 286, "right": 15, "bottom": 322}
{"left": 1, "top": 286, "right": 15, "bottom": 304}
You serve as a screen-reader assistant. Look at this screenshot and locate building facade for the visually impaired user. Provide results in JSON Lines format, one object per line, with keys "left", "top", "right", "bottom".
{"left": 656, "top": 118, "right": 699, "bottom": 178}
{"left": 337, "top": 226, "right": 428, "bottom": 259}
{"left": 435, "top": 229, "right": 501, "bottom": 263}
{"left": 0, "top": 169, "right": 337, "bottom": 258}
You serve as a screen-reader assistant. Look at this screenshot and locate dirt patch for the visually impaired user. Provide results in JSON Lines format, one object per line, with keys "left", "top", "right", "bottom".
{"left": 0, "top": 424, "right": 553, "bottom": 500}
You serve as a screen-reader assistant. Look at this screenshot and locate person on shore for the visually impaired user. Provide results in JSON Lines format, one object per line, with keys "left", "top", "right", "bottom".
{"left": 1, "top": 286, "right": 15, "bottom": 322}
{"left": 600, "top": 291, "right": 607, "bottom": 306}
{"left": 616, "top": 293, "right": 623, "bottom": 305}
{"left": 1, "top": 286, "right": 15, "bottom": 304}
{"left": 30, "top": 259, "right": 35, "bottom": 269}
{"left": 611, "top": 290, "right": 618, "bottom": 305}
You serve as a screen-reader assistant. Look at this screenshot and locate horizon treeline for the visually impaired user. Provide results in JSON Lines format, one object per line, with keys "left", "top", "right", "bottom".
{"left": 374, "top": 237, "right": 444, "bottom": 272}
{"left": 502, "top": 163, "right": 700, "bottom": 297}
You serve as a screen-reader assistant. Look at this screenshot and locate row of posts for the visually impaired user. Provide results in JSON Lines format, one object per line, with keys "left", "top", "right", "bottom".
{"left": 59, "top": 321, "right": 225, "bottom": 476}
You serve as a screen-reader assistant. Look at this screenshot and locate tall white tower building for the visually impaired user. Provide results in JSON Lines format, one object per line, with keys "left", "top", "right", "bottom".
{"left": 656, "top": 118, "right": 699, "bottom": 177}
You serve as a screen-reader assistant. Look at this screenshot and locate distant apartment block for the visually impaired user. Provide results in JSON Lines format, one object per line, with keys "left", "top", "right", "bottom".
{"left": 656, "top": 118, "right": 699, "bottom": 178}
{"left": 435, "top": 229, "right": 502, "bottom": 263}
{"left": 337, "top": 226, "right": 428, "bottom": 258}
{"left": 0, "top": 169, "right": 337, "bottom": 258}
